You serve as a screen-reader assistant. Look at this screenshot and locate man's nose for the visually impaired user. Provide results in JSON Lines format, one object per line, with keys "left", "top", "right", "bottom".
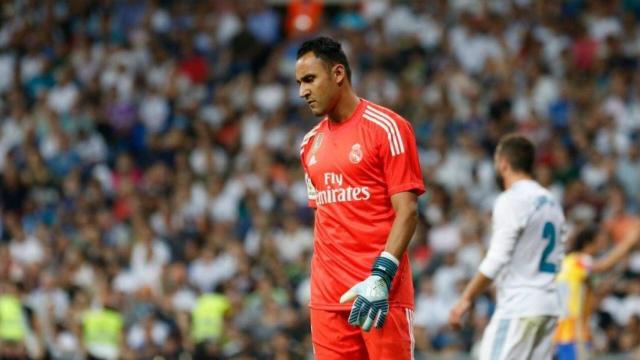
{"left": 299, "top": 86, "right": 310, "bottom": 98}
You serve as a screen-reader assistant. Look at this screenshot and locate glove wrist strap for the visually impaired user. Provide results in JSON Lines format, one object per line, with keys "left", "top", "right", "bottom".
{"left": 381, "top": 251, "right": 399, "bottom": 265}
{"left": 371, "top": 254, "right": 398, "bottom": 290}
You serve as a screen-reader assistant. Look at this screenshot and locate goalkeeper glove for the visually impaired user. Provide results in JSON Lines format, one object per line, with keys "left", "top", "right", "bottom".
{"left": 339, "top": 252, "right": 399, "bottom": 331}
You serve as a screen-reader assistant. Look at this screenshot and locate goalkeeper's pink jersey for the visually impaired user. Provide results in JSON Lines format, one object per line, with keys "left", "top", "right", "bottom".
{"left": 300, "top": 99, "right": 425, "bottom": 310}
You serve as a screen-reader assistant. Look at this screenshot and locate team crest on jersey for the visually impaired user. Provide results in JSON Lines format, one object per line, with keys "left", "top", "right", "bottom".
{"left": 349, "top": 143, "right": 363, "bottom": 164}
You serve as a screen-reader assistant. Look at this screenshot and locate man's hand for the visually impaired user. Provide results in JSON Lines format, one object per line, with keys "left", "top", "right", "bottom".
{"left": 448, "top": 297, "right": 472, "bottom": 330}
{"left": 340, "top": 275, "right": 389, "bottom": 331}
{"left": 339, "top": 254, "right": 398, "bottom": 331}
{"left": 449, "top": 272, "right": 492, "bottom": 329}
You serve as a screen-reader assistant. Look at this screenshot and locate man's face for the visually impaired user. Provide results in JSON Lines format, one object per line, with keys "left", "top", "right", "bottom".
{"left": 295, "top": 52, "right": 339, "bottom": 116}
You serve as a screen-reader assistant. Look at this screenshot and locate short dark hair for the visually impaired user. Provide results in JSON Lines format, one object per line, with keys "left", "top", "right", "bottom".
{"left": 496, "top": 134, "right": 535, "bottom": 175}
{"left": 297, "top": 36, "right": 352, "bottom": 83}
{"left": 570, "top": 225, "right": 599, "bottom": 253}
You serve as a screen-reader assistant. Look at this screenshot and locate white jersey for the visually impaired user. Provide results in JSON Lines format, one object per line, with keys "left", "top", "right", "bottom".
{"left": 479, "top": 179, "right": 566, "bottom": 318}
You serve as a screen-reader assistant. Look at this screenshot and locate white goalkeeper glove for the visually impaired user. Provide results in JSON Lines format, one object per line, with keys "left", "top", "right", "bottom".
{"left": 339, "top": 252, "right": 399, "bottom": 331}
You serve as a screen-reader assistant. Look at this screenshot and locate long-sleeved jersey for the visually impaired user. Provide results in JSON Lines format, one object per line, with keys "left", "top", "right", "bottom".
{"left": 479, "top": 179, "right": 566, "bottom": 318}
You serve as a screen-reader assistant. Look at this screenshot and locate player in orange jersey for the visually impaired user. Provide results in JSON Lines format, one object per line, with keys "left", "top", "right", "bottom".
{"left": 555, "top": 222, "right": 640, "bottom": 360}
{"left": 296, "top": 37, "right": 425, "bottom": 360}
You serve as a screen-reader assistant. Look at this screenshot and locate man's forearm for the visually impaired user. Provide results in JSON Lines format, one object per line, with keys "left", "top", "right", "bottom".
{"left": 449, "top": 270, "right": 493, "bottom": 329}
{"left": 594, "top": 222, "right": 640, "bottom": 273}
{"left": 461, "top": 272, "right": 493, "bottom": 302}
{"left": 384, "top": 207, "right": 418, "bottom": 260}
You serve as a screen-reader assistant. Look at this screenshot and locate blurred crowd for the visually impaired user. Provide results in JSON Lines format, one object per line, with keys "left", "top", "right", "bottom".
{"left": 1, "top": 0, "right": 640, "bottom": 359}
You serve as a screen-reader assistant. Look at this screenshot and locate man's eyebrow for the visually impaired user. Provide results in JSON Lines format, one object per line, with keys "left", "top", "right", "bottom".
{"left": 296, "top": 73, "right": 315, "bottom": 83}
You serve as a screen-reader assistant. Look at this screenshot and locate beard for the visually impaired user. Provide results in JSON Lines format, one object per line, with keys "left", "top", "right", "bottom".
{"left": 495, "top": 172, "right": 505, "bottom": 191}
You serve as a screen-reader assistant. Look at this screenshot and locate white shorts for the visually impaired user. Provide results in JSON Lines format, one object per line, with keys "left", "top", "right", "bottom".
{"left": 479, "top": 315, "right": 557, "bottom": 360}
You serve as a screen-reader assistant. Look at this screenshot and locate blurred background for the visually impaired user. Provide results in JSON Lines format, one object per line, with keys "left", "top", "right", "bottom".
{"left": 0, "top": 0, "right": 639, "bottom": 359}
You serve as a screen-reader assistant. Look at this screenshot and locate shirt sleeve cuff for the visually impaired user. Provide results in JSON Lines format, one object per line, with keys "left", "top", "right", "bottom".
{"left": 388, "top": 182, "right": 426, "bottom": 197}
{"left": 478, "top": 258, "right": 499, "bottom": 280}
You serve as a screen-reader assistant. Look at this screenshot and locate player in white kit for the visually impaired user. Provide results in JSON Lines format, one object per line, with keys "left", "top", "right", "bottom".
{"left": 449, "top": 134, "right": 565, "bottom": 360}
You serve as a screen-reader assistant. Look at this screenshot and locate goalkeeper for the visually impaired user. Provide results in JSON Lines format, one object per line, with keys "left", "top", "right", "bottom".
{"left": 296, "top": 37, "right": 425, "bottom": 359}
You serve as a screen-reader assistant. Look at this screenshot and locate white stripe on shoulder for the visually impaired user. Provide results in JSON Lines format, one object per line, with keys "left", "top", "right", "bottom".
{"left": 300, "top": 123, "right": 322, "bottom": 149}
{"left": 300, "top": 123, "right": 322, "bottom": 155}
{"left": 363, "top": 106, "right": 405, "bottom": 156}
{"left": 366, "top": 106, "right": 405, "bottom": 154}
{"left": 363, "top": 109, "right": 401, "bottom": 155}
{"left": 363, "top": 112, "right": 397, "bottom": 156}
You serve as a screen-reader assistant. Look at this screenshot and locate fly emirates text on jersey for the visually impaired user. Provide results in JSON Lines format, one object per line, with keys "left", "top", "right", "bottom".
{"left": 316, "top": 172, "right": 371, "bottom": 205}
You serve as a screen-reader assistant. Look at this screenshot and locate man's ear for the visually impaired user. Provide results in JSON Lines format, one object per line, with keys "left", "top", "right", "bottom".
{"left": 499, "top": 157, "right": 511, "bottom": 174}
{"left": 332, "top": 64, "right": 346, "bottom": 85}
